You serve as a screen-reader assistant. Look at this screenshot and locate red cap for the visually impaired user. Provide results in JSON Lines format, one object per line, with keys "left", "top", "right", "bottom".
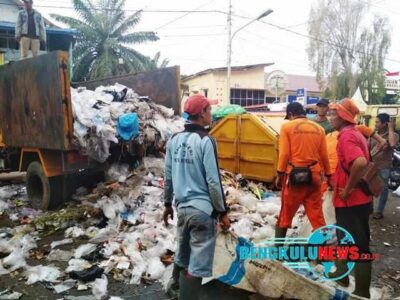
{"left": 184, "top": 94, "right": 211, "bottom": 116}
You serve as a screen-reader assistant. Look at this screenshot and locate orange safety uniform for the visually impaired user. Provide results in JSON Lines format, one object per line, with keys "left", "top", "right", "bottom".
{"left": 276, "top": 117, "right": 332, "bottom": 229}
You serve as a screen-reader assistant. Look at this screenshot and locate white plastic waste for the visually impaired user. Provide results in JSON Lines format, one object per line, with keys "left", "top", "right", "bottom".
{"left": 231, "top": 218, "right": 253, "bottom": 239}
{"left": 65, "top": 226, "right": 86, "bottom": 238}
{"left": 0, "top": 290, "right": 23, "bottom": 300}
{"left": 393, "top": 185, "right": 400, "bottom": 197}
{"left": 252, "top": 225, "right": 275, "bottom": 241}
{"left": 0, "top": 200, "right": 8, "bottom": 213}
{"left": 107, "top": 163, "right": 130, "bottom": 183}
{"left": 0, "top": 261, "right": 10, "bottom": 276}
{"left": 92, "top": 275, "right": 108, "bottom": 300}
{"left": 66, "top": 259, "right": 92, "bottom": 273}
{"left": 0, "top": 186, "right": 18, "bottom": 200}
{"left": 146, "top": 257, "right": 165, "bottom": 280}
{"left": 53, "top": 280, "right": 76, "bottom": 294}
{"left": 238, "top": 194, "right": 258, "bottom": 211}
{"left": 100, "top": 242, "right": 121, "bottom": 258}
{"left": 25, "top": 265, "right": 61, "bottom": 285}
{"left": 47, "top": 249, "right": 73, "bottom": 262}
{"left": 2, "top": 248, "right": 27, "bottom": 271}
{"left": 71, "top": 84, "right": 184, "bottom": 163}
{"left": 74, "top": 244, "right": 97, "bottom": 259}
{"left": 51, "top": 239, "right": 73, "bottom": 249}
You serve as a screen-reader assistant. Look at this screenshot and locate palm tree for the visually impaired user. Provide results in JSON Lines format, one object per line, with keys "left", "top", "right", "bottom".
{"left": 52, "top": 0, "right": 159, "bottom": 81}
{"left": 150, "top": 52, "right": 170, "bottom": 69}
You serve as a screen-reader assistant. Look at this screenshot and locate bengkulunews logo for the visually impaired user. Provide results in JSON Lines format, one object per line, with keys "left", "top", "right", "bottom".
{"left": 239, "top": 225, "right": 379, "bottom": 281}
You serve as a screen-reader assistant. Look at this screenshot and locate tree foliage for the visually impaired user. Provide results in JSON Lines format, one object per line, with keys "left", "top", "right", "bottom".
{"left": 307, "top": 0, "right": 391, "bottom": 103}
{"left": 52, "top": 0, "right": 160, "bottom": 81}
{"left": 356, "top": 16, "right": 391, "bottom": 104}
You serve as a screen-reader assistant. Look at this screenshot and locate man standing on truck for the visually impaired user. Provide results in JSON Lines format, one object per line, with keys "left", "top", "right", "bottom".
{"left": 15, "top": 0, "right": 46, "bottom": 59}
{"left": 370, "top": 113, "right": 399, "bottom": 219}
{"left": 328, "top": 98, "right": 372, "bottom": 298}
{"left": 163, "top": 94, "right": 230, "bottom": 300}
{"left": 311, "top": 98, "right": 333, "bottom": 134}
{"left": 275, "top": 102, "right": 333, "bottom": 241}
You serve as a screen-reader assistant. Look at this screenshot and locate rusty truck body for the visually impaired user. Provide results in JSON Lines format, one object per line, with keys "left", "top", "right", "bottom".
{"left": 0, "top": 51, "right": 181, "bottom": 210}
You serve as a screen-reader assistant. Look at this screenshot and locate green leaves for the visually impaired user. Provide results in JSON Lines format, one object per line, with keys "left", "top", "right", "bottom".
{"left": 307, "top": 0, "right": 391, "bottom": 103}
{"left": 52, "top": 0, "right": 160, "bottom": 81}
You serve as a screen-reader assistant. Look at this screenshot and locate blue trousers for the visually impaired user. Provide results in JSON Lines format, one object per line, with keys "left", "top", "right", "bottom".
{"left": 375, "top": 168, "right": 390, "bottom": 213}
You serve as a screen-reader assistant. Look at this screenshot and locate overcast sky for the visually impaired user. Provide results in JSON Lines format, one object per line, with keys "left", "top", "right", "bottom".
{"left": 34, "top": 0, "right": 400, "bottom": 76}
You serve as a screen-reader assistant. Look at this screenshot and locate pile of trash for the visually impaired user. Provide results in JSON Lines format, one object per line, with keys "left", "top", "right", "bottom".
{"left": 220, "top": 170, "right": 305, "bottom": 242}
{"left": 0, "top": 160, "right": 291, "bottom": 298}
{"left": 71, "top": 84, "right": 184, "bottom": 163}
{"left": 0, "top": 163, "right": 393, "bottom": 299}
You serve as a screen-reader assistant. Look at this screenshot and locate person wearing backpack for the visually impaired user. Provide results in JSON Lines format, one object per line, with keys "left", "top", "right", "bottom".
{"left": 328, "top": 98, "right": 373, "bottom": 298}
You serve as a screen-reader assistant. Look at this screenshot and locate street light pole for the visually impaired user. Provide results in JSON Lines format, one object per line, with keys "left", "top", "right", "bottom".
{"left": 226, "top": 0, "right": 232, "bottom": 105}
{"left": 226, "top": 8, "right": 273, "bottom": 104}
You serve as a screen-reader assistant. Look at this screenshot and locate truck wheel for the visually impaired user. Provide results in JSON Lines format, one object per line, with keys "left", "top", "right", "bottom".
{"left": 26, "top": 161, "right": 65, "bottom": 210}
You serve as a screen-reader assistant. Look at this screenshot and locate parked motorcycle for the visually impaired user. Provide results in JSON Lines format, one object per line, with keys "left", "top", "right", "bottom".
{"left": 388, "top": 149, "right": 400, "bottom": 190}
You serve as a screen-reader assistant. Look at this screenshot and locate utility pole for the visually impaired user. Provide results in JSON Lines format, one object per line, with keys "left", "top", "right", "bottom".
{"left": 226, "top": 6, "right": 273, "bottom": 106}
{"left": 226, "top": 0, "right": 232, "bottom": 104}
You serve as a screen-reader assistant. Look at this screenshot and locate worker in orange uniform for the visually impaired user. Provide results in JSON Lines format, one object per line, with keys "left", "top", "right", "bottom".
{"left": 275, "top": 102, "right": 333, "bottom": 240}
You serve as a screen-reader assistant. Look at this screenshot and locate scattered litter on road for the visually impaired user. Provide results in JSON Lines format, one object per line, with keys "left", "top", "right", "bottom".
{"left": 53, "top": 279, "right": 76, "bottom": 294}
{"left": 66, "top": 258, "right": 92, "bottom": 273}
{"left": 70, "top": 266, "right": 104, "bottom": 283}
{"left": 47, "top": 249, "right": 73, "bottom": 262}
{"left": 74, "top": 243, "right": 97, "bottom": 259}
{"left": 384, "top": 242, "right": 392, "bottom": 247}
{"left": 65, "top": 226, "right": 86, "bottom": 238}
{"left": 0, "top": 289, "right": 22, "bottom": 300}
{"left": 91, "top": 274, "right": 108, "bottom": 300}
{"left": 25, "top": 265, "right": 61, "bottom": 285}
{"left": 51, "top": 239, "right": 74, "bottom": 249}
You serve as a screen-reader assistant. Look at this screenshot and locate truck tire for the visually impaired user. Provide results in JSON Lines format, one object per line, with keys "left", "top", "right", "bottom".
{"left": 26, "top": 161, "right": 65, "bottom": 210}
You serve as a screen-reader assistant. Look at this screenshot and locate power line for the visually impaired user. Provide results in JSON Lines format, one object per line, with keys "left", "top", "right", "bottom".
{"left": 0, "top": 2, "right": 227, "bottom": 13}
{"left": 159, "top": 33, "right": 225, "bottom": 37}
{"left": 5, "top": 1, "right": 400, "bottom": 64}
{"left": 231, "top": 12, "right": 400, "bottom": 64}
{"left": 154, "top": 0, "right": 216, "bottom": 31}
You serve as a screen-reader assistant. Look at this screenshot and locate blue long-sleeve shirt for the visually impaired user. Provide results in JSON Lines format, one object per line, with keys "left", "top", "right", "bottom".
{"left": 164, "top": 123, "right": 227, "bottom": 216}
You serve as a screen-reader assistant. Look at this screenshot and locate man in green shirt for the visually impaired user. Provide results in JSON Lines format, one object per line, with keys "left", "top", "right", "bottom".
{"left": 312, "top": 98, "right": 333, "bottom": 134}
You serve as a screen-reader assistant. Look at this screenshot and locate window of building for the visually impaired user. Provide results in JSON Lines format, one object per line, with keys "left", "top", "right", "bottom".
{"left": 8, "top": 38, "right": 17, "bottom": 49}
{"left": 0, "top": 37, "right": 7, "bottom": 48}
{"left": 230, "top": 89, "right": 265, "bottom": 106}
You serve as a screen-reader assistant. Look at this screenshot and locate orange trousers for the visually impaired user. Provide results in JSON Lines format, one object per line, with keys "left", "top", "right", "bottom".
{"left": 277, "top": 172, "right": 325, "bottom": 230}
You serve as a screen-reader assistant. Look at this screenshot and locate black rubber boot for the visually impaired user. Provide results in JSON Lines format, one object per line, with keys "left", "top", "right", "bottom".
{"left": 274, "top": 226, "right": 288, "bottom": 247}
{"left": 353, "top": 262, "right": 371, "bottom": 299}
{"left": 328, "top": 260, "right": 349, "bottom": 287}
{"left": 179, "top": 271, "right": 202, "bottom": 300}
{"left": 166, "top": 264, "right": 183, "bottom": 299}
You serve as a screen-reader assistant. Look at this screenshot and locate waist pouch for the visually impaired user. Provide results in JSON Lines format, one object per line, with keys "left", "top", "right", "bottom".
{"left": 289, "top": 162, "right": 317, "bottom": 186}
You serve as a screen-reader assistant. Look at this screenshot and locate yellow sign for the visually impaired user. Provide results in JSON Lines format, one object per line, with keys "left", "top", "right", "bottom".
{"left": 0, "top": 53, "right": 4, "bottom": 65}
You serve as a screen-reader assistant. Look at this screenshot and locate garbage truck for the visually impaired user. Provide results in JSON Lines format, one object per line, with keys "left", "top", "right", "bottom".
{"left": 0, "top": 51, "right": 181, "bottom": 210}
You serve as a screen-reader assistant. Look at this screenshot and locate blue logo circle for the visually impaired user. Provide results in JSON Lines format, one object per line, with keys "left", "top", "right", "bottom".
{"left": 307, "top": 225, "right": 355, "bottom": 281}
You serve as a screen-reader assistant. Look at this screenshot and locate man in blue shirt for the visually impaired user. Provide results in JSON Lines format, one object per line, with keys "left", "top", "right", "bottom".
{"left": 163, "top": 94, "right": 230, "bottom": 300}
